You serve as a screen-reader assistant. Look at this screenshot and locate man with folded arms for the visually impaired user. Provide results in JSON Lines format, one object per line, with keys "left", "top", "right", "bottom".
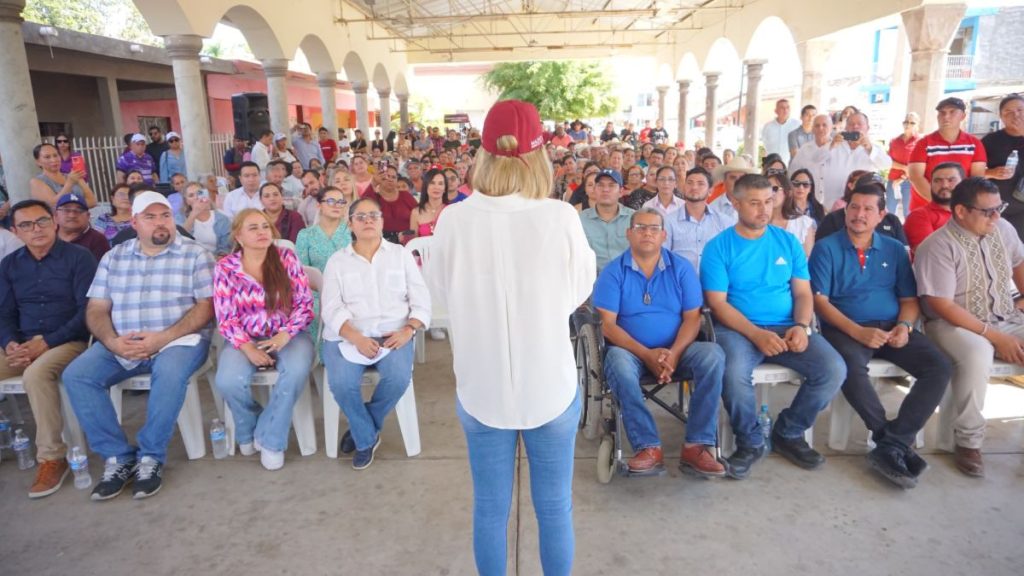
{"left": 913, "top": 177, "right": 1024, "bottom": 478}
{"left": 594, "top": 208, "right": 726, "bottom": 477}
{"left": 809, "top": 180, "right": 950, "bottom": 488}
{"left": 0, "top": 200, "right": 96, "bottom": 498}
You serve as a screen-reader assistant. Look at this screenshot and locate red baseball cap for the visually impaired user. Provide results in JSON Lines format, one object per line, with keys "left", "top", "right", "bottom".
{"left": 482, "top": 100, "right": 545, "bottom": 158}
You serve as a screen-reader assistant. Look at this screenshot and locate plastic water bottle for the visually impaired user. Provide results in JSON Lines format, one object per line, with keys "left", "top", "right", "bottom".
{"left": 758, "top": 404, "right": 773, "bottom": 451}
{"left": 69, "top": 446, "right": 92, "bottom": 489}
{"left": 210, "top": 418, "right": 228, "bottom": 459}
{"left": 13, "top": 429, "right": 34, "bottom": 470}
{"left": 0, "top": 409, "right": 11, "bottom": 449}
{"left": 1010, "top": 151, "right": 1024, "bottom": 202}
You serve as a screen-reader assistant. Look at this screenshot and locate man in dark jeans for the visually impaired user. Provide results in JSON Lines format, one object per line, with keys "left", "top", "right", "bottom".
{"left": 809, "top": 179, "right": 951, "bottom": 489}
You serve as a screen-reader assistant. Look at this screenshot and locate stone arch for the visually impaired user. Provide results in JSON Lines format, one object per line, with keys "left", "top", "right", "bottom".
{"left": 676, "top": 52, "right": 701, "bottom": 82}
{"left": 393, "top": 72, "right": 410, "bottom": 98}
{"left": 372, "top": 62, "right": 392, "bottom": 93}
{"left": 342, "top": 51, "right": 369, "bottom": 86}
{"left": 220, "top": 4, "right": 287, "bottom": 60}
{"left": 297, "top": 34, "right": 336, "bottom": 75}
{"left": 745, "top": 16, "right": 801, "bottom": 90}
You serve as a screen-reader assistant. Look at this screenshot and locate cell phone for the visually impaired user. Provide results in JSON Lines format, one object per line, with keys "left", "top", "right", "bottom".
{"left": 71, "top": 155, "right": 85, "bottom": 173}
{"left": 257, "top": 353, "right": 278, "bottom": 371}
{"left": 841, "top": 131, "right": 861, "bottom": 142}
{"left": 197, "top": 189, "right": 210, "bottom": 201}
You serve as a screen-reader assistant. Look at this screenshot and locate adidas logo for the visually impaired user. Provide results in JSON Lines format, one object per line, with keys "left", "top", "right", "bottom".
{"left": 775, "top": 256, "right": 787, "bottom": 266}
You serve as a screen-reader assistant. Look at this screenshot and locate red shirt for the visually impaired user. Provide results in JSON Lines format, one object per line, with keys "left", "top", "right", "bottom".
{"left": 903, "top": 201, "right": 952, "bottom": 257}
{"left": 908, "top": 130, "right": 986, "bottom": 211}
{"left": 319, "top": 139, "right": 338, "bottom": 163}
{"left": 887, "top": 133, "right": 922, "bottom": 180}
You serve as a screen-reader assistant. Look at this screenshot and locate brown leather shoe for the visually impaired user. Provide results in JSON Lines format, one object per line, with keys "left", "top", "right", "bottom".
{"left": 29, "top": 459, "right": 70, "bottom": 499}
{"left": 679, "top": 444, "right": 726, "bottom": 478}
{"left": 954, "top": 445, "right": 985, "bottom": 478}
{"left": 627, "top": 447, "right": 664, "bottom": 473}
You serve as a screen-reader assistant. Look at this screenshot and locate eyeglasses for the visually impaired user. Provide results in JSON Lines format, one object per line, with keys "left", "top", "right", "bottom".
{"left": 766, "top": 168, "right": 786, "bottom": 177}
{"left": 322, "top": 198, "right": 348, "bottom": 207}
{"left": 655, "top": 177, "right": 677, "bottom": 183}
{"left": 630, "top": 223, "right": 663, "bottom": 234}
{"left": 902, "top": 121, "right": 917, "bottom": 125}
{"left": 791, "top": 180, "right": 812, "bottom": 188}
{"left": 351, "top": 211, "right": 382, "bottom": 223}
{"left": 55, "top": 139, "right": 69, "bottom": 144}
{"left": 15, "top": 216, "right": 54, "bottom": 231}
{"left": 168, "top": 138, "right": 181, "bottom": 143}
{"left": 966, "top": 203, "right": 1009, "bottom": 218}
{"left": 771, "top": 186, "right": 783, "bottom": 193}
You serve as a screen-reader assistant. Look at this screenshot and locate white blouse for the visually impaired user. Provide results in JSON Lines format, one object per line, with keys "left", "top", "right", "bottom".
{"left": 321, "top": 240, "right": 431, "bottom": 342}
{"left": 426, "top": 192, "right": 596, "bottom": 429}
{"left": 784, "top": 214, "right": 817, "bottom": 244}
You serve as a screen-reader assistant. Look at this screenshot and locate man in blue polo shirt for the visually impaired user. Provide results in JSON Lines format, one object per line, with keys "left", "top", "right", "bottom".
{"left": 580, "top": 169, "right": 633, "bottom": 273}
{"left": 810, "top": 179, "right": 950, "bottom": 488}
{"left": 594, "top": 208, "right": 726, "bottom": 476}
{"left": 702, "top": 174, "right": 845, "bottom": 479}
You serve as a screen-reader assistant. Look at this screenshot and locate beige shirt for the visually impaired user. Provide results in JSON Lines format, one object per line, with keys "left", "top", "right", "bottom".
{"left": 914, "top": 218, "right": 1024, "bottom": 322}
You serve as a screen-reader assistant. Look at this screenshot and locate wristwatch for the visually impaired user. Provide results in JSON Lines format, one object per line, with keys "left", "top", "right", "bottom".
{"left": 897, "top": 320, "right": 914, "bottom": 334}
{"left": 793, "top": 322, "right": 812, "bottom": 336}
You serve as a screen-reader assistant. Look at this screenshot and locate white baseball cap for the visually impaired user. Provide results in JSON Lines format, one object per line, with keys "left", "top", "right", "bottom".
{"left": 131, "top": 133, "right": 147, "bottom": 144}
{"left": 166, "top": 131, "right": 181, "bottom": 140}
{"left": 131, "top": 191, "right": 173, "bottom": 216}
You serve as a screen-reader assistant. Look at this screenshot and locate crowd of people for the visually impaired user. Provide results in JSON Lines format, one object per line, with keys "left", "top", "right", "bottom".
{"left": 2, "top": 92, "right": 1024, "bottom": 575}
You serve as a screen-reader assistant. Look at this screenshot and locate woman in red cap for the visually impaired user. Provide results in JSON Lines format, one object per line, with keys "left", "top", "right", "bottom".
{"left": 427, "top": 100, "right": 595, "bottom": 575}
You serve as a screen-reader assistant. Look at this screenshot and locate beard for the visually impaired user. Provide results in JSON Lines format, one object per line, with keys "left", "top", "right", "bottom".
{"left": 150, "top": 227, "right": 172, "bottom": 246}
{"left": 684, "top": 192, "right": 709, "bottom": 203}
{"left": 933, "top": 190, "right": 953, "bottom": 206}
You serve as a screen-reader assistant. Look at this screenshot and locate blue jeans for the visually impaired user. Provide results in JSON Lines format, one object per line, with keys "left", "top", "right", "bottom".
{"left": 457, "top": 392, "right": 580, "bottom": 576}
{"left": 885, "top": 179, "right": 910, "bottom": 218}
{"left": 214, "top": 332, "right": 314, "bottom": 453}
{"left": 715, "top": 324, "right": 845, "bottom": 449}
{"left": 63, "top": 339, "right": 211, "bottom": 464}
{"left": 322, "top": 339, "right": 414, "bottom": 451}
{"left": 604, "top": 342, "right": 724, "bottom": 449}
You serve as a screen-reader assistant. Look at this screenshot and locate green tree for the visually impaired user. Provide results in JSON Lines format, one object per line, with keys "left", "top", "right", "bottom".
{"left": 481, "top": 61, "right": 619, "bottom": 122}
{"left": 23, "top": 0, "right": 161, "bottom": 46}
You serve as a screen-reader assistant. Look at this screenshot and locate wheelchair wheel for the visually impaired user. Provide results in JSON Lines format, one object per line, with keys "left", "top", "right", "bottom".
{"left": 596, "top": 434, "right": 615, "bottom": 484}
{"left": 577, "top": 323, "right": 605, "bottom": 440}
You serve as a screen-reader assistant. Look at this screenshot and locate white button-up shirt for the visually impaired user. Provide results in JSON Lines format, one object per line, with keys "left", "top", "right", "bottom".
{"left": 789, "top": 140, "right": 892, "bottom": 209}
{"left": 321, "top": 240, "right": 431, "bottom": 342}
{"left": 642, "top": 194, "right": 686, "bottom": 217}
{"left": 222, "top": 186, "right": 265, "bottom": 220}
{"left": 761, "top": 118, "right": 801, "bottom": 164}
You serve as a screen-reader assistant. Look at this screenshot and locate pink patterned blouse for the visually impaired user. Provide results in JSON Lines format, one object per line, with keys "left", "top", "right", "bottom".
{"left": 213, "top": 247, "right": 314, "bottom": 348}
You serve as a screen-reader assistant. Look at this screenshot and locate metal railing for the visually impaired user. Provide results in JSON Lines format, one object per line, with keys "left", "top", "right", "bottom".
{"left": 44, "top": 133, "right": 233, "bottom": 203}
{"left": 946, "top": 54, "right": 974, "bottom": 80}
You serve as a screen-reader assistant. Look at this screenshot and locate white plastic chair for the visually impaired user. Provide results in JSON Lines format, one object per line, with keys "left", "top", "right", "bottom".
{"left": 935, "top": 360, "right": 1024, "bottom": 452}
{"left": 827, "top": 358, "right": 925, "bottom": 451}
{"left": 719, "top": 364, "right": 815, "bottom": 454}
{"left": 109, "top": 358, "right": 212, "bottom": 460}
{"left": 406, "top": 236, "right": 449, "bottom": 364}
{"left": 273, "top": 238, "right": 297, "bottom": 253}
{"left": 0, "top": 377, "right": 85, "bottom": 455}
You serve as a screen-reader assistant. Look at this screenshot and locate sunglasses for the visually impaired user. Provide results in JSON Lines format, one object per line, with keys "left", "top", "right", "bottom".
{"left": 56, "top": 139, "right": 70, "bottom": 144}
{"left": 168, "top": 138, "right": 181, "bottom": 143}
{"left": 792, "top": 181, "right": 812, "bottom": 188}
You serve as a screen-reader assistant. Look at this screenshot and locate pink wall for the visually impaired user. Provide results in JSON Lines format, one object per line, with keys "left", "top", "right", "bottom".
{"left": 120, "top": 100, "right": 180, "bottom": 135}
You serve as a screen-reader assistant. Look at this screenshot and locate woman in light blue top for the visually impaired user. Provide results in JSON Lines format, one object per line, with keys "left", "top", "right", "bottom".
{"left": 295, "top": 184, "right": 352, "bottom": 348}
{"left": 159, "top": 132, "right": 187, "bottom": 182}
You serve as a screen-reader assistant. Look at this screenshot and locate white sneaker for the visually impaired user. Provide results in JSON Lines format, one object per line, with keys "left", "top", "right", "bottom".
{"left": 239, "top": 442, "right": 256, "bottom": 456}
{"left": 429, "top": 328, "right": 447, "bottom": 341}
{"left": 260, "top": 449, "right": 284, "bottom": 471}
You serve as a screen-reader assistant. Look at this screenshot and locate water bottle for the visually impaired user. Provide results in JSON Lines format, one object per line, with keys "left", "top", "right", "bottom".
{"left": 1011, "top": 150, "right": 1024, "bottom": 202}
{"left": 0, "top": 409, "right": 11, "bottom": 449}
{"left": 13, "top": 429, "right": 34, "bottom": 470}
{"left": 69, "top": 446, "right": 92, "bottom": 489}
{"left": 210, "top": 418, "right": 228, "bottom": 459}
{"left": 758, "top": 404, "right": 773, "bottom": 451}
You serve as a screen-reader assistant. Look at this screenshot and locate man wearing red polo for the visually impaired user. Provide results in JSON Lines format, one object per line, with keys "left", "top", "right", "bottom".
{"left": 907, "top": 97, "right": 987, "bottom": 213}
{"left": 903, "top": 162, "right": 964, "bottom": 257}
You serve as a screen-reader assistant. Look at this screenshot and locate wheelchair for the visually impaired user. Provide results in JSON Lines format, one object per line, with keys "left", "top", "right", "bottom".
{"left": 573, "top": 305, "right": 715, "bottom": 484}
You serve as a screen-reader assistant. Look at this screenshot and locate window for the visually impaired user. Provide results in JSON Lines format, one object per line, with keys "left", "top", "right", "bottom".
{"left": 39, "top": 122, "right": 71, "bottom": 138}
{"left": 137, "top": 116, "right": 171, "bottom": 135}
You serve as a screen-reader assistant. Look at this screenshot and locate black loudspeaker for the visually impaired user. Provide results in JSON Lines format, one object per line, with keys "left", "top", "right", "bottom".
{"left": 232, "top": 93, "right": 270, "bottom": 143}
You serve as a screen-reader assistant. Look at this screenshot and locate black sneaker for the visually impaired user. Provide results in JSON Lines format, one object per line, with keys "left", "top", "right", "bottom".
{"left": 725, "top": 444, "right": 767, "bottom": 480}
{"left": 91, "top": 456, "right": 137, "bottom": 501}
{"left": 771, "top": 429, "right": 825, "bottom": 470}
{"left": 132, "top": 457, "right": 163, "bottom": 500}
{"left": 867, "top": 446, "right": 918, "bottom": 489}
{"left": 904, "top": 448, "right": 929, "bottom": 478}
{"left": 340, "top": 430, "right": 356, "bottom": 454}
{"left": 352, "top": 435, "right": 381, "bottom": 470}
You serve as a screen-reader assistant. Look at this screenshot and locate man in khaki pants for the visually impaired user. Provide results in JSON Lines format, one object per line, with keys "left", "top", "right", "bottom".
{"left": 0, "top": 196, "right": 96, "bottom": 497}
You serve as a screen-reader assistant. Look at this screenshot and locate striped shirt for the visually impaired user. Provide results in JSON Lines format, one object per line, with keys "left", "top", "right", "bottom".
{"left": 663, "top": 204, "right": 736, "bottom": 274}
{"left": 909, "top": 130, "right": 987, "bottom": 179}
{"left": 88, "top": 236, "right": 215, "bottom": 338}
{"left": 213, "top": 247, "right": 314, "bottom": 348}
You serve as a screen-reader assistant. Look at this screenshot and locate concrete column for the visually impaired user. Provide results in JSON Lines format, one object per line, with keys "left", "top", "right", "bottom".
{"left": 743, "top": 59, "right": 767, "bottom": 167}
{"left": 704, "top": 72, "right": 720, "bottom": 149}
{"left": 96, "top": 76, "right": 124, "bottom": 136}
{"left": 378, "top": 89, "right": 392, "bottom": 133}
{"left": 796, "top": 39, "right": 835, "bottom": 109}
{"left": 677, "top": 80, "right": 690, "bottom": 147}
{"left": 398, "top": 95, "right": 410, "bottom": 131}
{"left": 353, "top": 82, "right": 370, "bottom": 137}
{"left": 262, "top": 58, "right": 290, "bottom": 135}
{"left": 902, "top": 3, "right": 968, "bottom": 134}
{"left": 656, "top": 85, "right": 669, "bottom": 126}
{"left": 0, "top": 0, "right": 41, "bottom": 201}
{"left": 317, "top": 72, "right": 338, "bottom": 140}
{"left": 165, "top": 34, "right": 213, "bottom": 179}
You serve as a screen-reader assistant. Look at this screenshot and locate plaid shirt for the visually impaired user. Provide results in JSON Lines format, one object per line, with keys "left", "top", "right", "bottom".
{"left": 88, "top": 236, "right": 215, "bottom": 339}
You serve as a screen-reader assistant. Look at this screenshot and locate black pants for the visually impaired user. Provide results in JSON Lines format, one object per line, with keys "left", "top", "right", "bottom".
{"left": 822, "top": 321, "right": 952, "bottom": 450}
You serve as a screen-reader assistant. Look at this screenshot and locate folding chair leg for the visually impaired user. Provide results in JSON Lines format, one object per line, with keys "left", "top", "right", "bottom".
{"left": 110, "top": 385, "right": 124, "bottom": 424}
{"left": 395, "top": 380, "right": 421, "bottom": 457}
{"left": 176, "top": 379, "right": 207, "bottom": 459}
{"left": 59, "top": 383, "right": 86, "bottom": 453}
{"left": 414, "top": 331, "right": 426, "bottom": 364}
{"left": 936, "top": 386, "right": 955, "bottom": 452}
{"left": 323, "top": 368, "right": 341, "bottom": 459}
{"left": 292, "top": 382, "right": 317, "bottom": 456}
{"left": 828, "top": 392, "right": 856, "bottom": 451}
